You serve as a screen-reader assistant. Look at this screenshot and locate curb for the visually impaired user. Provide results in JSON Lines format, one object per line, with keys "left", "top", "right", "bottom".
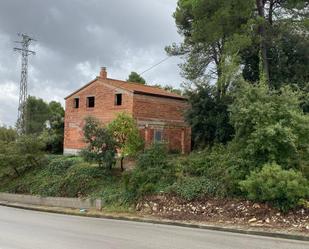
{"left": 1, "top": 201, "right": 308, "bottom": 242}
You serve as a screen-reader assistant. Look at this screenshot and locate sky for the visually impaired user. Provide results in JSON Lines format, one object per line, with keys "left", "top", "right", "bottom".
{"left": 0, "top": 0, "right": 183, "bottom": 126}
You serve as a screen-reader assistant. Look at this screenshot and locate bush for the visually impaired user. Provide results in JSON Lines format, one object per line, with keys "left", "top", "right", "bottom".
{"left": 59, "top": 163, "right": 104, "bottom": 197}
{"left": 174, "top": 144, "right": 249, "bottom": 196}
{"left": 0, "top": 126, "right": 17, "bottom": 142}
{"left": 169, "top": 177, "right": 221, "bottom": 201}
{"left": 0, "top": 135, "right": 45, "bottom": 179}
{"left": 240, "top": 163, "right": 309, "bottom": 211}
{"left": 124, "top": 143, "right": 175, "bottom": 200}
{"left": 81, "top": 116, "right": 116, "bottom": 171}
{"left": 46, "top": 156, "right": 82, "bottom": 175}
{"left": 230, "top": 82, "right": 309, "bottom": 173}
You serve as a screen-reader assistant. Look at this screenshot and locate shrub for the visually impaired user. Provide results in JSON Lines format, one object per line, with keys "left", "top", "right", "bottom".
{"left": 240, "top": 163, "right": 309, "bottom": 211}
{"left": 47, "top": 156, "right": 82, "bottom": 175}
{"left": 59, "top": 163, "right": 103, "bottom": 197}
{"left": 169, "top": 177, "right": 221, "bottom": 200}
{"left": 124, "top": 143, "right": 175, "bottom": 200}
{"left": 230, "top": 82, "right": 309, "bottom": 173}
{"left": 175, "top": 144, "right": 249, "bottom": 196}
{"left": 107, "top": 112, "right": 144, "bottom": 171}
{"left": 0, "top": 135, "right": 45, "bottom": 178}
{"left": 81, "top": 116, "right": 116, "bottom": 171}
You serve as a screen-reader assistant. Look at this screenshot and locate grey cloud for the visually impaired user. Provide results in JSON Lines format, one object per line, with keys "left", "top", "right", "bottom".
{"left": 0, "top": 0, "right": 183, "bottom": 126}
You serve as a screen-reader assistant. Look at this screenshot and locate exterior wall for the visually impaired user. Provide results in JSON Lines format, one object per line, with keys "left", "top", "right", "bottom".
{"left": 133, "top": 94, "right": 191, "bottom": 154}
{"left": 64, "top": 79, "right": 133, "bottom": 151}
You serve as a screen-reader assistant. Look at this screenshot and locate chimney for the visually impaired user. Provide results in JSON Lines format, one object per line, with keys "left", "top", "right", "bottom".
{"left": 100, "top": 67, "right": 107, "bottom": 79}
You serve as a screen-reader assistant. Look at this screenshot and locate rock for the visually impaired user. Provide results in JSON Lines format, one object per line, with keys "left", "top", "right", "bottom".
{"left": 306, "top": 226, "right": 309, "bottom": 230}
{"left": 253, "top": 203, "right": 260, "bottom": 209}
{"left": 265, "top": 218, "right": 270, "bottom": 223}
{"left": 191, "top": 207, "right": 197, "bottom": 212}
{"left": 276, "top": 212, "right": 281, "bottom": 216}
{"left": 248, "top": 218, "right": 257, "bottom": 223}
{"left": 135, "top": 203, "right": 141, "bottom": 211}
{"left": 152, "top": 205, "right": 158, "bottom": 212}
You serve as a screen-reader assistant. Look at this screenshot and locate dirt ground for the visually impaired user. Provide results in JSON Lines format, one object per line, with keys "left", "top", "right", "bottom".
{"left": 136, "top": 195, "right": 309, "bottom": 234}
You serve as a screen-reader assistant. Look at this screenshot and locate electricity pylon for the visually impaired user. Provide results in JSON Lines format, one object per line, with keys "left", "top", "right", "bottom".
{"left": 14, "top": 33, "right": 36, "bottom": 134}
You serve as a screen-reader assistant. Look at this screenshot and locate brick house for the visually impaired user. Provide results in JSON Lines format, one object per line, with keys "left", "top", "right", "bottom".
{"left": 63, "top": 67, "right": 191, "bottom": 155}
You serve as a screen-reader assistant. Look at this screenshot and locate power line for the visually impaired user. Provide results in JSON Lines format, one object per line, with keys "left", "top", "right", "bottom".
{"left": 139, "top": 56, "right": 170, "bottom": 75}
{"left": 14, "top": 33, "right": 36, "bottom": 134}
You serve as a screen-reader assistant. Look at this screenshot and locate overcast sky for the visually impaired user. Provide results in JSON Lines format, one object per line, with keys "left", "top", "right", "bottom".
{"left": 0, "top": 0, "right": 183, "bottom": 126}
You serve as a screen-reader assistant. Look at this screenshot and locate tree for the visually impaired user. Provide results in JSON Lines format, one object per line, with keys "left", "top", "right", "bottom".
{"left": 185, "top": 83, "right": 234, "bottom": 147}
{"left": 127, "top": 72, "right": 146, "bottom": 84}
{"left": 26, "top": 96, "right": 50, "bottom": 134}
{"left": 108, "top": 113, "right": 143, "bottom": 171}
{"left": 168, "top": 0, "right": 308, "bottom": 87}
{"left": 0, "top": 135, "right": 44, "bottom": 177}
{"left": 44, "top": 101, "right": 65, "bottom": 153}
{"left": 153, "top": 84, "right": 183, "bottom": 95}
{"left": 0, "top": 126, "right": 17, "bottom": 142}
{"left": 229, "top": 81, "right": 309, "bottom": 175}
{"left": 24, "top": 96, "right": 64, "bottom": 153}
{"left": 81, "top": 116, "right": 116, "bottom": 171}
{"left": 168, "top": 0, "right": 308, "bottom": 147}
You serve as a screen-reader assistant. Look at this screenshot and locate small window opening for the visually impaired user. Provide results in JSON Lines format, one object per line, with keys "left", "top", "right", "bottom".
{"left": 154, "top": 130, "right": 162, "bottom": 142}
{"left": 73, "top": 98, "right": 79, "bottom": 108}
{"left": 115, "top": 93, "right": 122, "bottom": 106}
{"left": 87, "top": 96, "right": 95, "bottom": 108}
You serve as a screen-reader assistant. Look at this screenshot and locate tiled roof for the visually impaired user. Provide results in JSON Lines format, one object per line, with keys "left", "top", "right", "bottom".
{"left": 104, "top": 78, "right": 187, "bottom": 100}
{"left": 65, "top": 77, "right": 187, "bottom": 100}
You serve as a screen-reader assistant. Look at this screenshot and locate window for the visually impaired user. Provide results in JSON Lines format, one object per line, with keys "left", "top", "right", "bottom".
{"left": 115, "top": 93, "right": 122, "bottom": 106}
{"left": 73, "top": 98, "right": 79, "bottom": 108}
{"left": 154, "top": 130, "right": 162, "bottom": 142}
{"left": 87, "top": 96, "right": 95, "bottom": 108}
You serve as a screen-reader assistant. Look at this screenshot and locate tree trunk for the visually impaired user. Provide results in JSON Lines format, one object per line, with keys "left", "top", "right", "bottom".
{"left": 256, "top": 0, "right": 270, "bottom": 84}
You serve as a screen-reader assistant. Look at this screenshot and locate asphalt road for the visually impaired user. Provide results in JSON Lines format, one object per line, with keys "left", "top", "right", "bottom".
{"left": 0, "top": 206, "right": 308, "bottom": 249}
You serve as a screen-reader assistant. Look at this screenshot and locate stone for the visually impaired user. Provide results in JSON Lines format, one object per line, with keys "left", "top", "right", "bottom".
{"left": 248, "top": 218, "right": 257, "bottom": 223}
{"left": 252, "top": 203, "right": 260, "bottom": 209}
{"left": 265, "top": 218, "right": 270, "bottom": 223}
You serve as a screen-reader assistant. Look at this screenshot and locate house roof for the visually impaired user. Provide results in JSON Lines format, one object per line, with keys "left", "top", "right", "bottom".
{"left": 65, "top": 77, "right": 187, "bottom": 100}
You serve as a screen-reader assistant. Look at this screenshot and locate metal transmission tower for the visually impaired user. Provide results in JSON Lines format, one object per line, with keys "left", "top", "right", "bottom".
{"left": 14, "top": 33, "right": 36, "bottom": 134}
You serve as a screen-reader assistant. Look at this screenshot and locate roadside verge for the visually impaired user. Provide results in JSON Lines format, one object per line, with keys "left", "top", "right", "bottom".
{"left": 0, "top": 200, "right": 308, "bottom": 242}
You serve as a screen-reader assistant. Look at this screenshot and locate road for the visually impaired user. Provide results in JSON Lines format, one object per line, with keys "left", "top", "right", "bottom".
{"left": 0, "top": 206, "right": 308, "bottom": 249}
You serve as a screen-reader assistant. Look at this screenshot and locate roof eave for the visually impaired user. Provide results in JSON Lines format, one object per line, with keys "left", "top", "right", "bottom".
{"left": 133, "top": 91, "right": 188, "bottom": 101}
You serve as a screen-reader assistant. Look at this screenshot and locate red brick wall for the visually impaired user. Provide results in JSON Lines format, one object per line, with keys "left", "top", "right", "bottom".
{"left": 64, "top": 79, "right": 133, "bottom": 150}
{"left": 64, "top": 80, "right": 191, "bottom": 154}
{"left": 133, "top": 94, "right": 191, "bottom": 154}
{"left": 133, "top": 94, "right": 188, "bottom": 122}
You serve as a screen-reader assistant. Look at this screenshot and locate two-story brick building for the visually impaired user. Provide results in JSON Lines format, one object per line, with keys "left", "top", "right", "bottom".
{"left": 64, "top": 67, "right": 191, "bottom": 155}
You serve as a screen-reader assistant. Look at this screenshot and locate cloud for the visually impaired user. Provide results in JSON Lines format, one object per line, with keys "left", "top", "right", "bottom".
{"left": 0, "top": 0, "right": 183, "bottom": 126}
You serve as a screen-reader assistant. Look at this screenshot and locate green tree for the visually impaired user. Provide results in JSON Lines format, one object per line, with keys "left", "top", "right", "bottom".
{"left": 43, "top": 101, "right": 65, "bottom": 153}
{"left": 108, "top": 112, "right": 143, "bottom": 171}
{"left": 0, "top": 135, "right": 44, "bottom": 177}
{"left": 127, "top": 72, "right": 146, "bottom": 84}
{"left": 168, "top": 0, "right": 308, "bottom": 86}
{"left": 185, "top": 83, "right": 234, "bottom": 147}
{"left": 81, "top": 116, "right": 116, "bottom": 171}
{"left": 26, "top": 96, "right": 50, "bottom": 134}
{"left": 153, "top": 84, "right": 183, "bottom": 95}
{"left": 0, "top": 126, "right": 17, "bottom": 142}
{"left": 229, "top": 81, "right": 309, "bottom": 175}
